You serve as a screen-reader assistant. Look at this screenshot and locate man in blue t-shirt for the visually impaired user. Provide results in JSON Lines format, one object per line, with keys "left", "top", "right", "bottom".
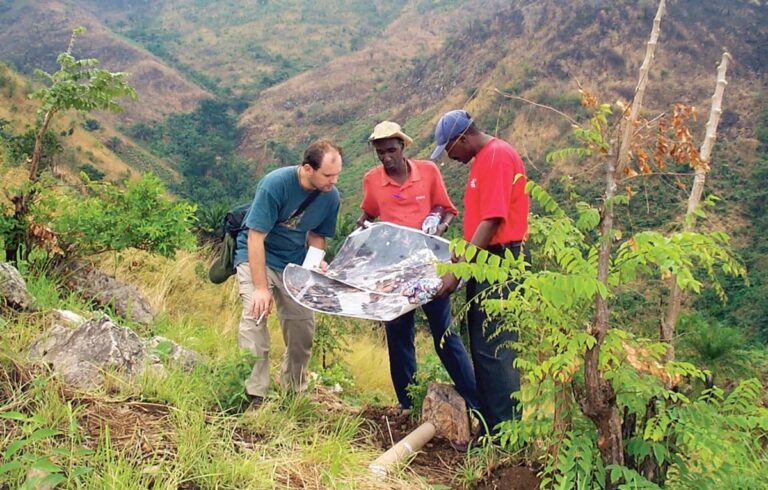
{"left": 234, "top": 139, "right": 342, "bottom": 408}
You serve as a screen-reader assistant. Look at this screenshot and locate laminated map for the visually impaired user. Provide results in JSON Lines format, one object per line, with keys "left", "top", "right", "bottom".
{"left": 283, "top": 222, "right": 450, "bottom": 321}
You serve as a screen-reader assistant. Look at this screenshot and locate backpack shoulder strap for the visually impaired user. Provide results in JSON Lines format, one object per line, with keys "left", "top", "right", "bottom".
{"left": 288, "top": 190, "right": 320, "bottom": 221}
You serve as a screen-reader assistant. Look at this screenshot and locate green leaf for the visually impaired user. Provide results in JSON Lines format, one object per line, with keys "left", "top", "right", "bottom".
{"left": 609, "top": 465, "right": 623, "bottom": 483}
{"left": 465, "top": 244, "right": 477, "bottom": 262}
{"left": 70, "top": 466, "right": 93, "bottom": 478}
{"left": 0, "top": 411, "right": 29, "bottom": 421}
{"left": 28, "top": 428, "right": 61, "bottom": 443}
{"left": 31, "top": 457, "right": 61, "bottom": 474}
{"left": 652, "top": 443, "right": 667, "bottom": 465}
{"left": 5, "top": 438, "right": 30, "bottom": 458}
{"left": 0, "top": 461, "right": 24, "bottom": 475}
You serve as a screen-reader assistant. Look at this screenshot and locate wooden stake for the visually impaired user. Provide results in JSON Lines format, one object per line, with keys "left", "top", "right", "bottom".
{"left": 661, "top": 51, "right": 732, "bottom": 363}
{"left": 582, "top": 0, "right": 666, "bottom": 478}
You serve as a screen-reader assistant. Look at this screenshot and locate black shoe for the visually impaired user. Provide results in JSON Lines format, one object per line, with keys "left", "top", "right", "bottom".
{"left": 246, "top": 395, "right": 265, "bottom": 411}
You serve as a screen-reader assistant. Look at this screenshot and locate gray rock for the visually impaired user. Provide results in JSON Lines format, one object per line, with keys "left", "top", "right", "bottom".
{"left": 29, "top": 316, "right": 146, "bottom": 388}
{"left": 145, "top": 336, "right": 201, "bottom": 372}
{"left": 422, "top": 382, "right": 470, "bottom": 444}
{"left": 0, "top": 262, "right": 34, "bottom": 311}
{"left": 59, "top": 260, "right": 154, "bottom": 325}
{"left": 52, "top": 309, "right": 87, "bottom": 327}
{"left": 29, "top": 316, "right": 200, "bottom": 389}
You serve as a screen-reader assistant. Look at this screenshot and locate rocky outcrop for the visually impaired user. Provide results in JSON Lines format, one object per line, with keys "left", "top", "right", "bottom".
{"left": 59, "top": 261, "right": 154, "bottom": 325}
{"left": 29, "top": 315, "right": 200, "bottom": 389}
{"left": 0, "top": 262, "right": 34, "bottom": 311}
{"left": 144, "top": 336, "right": 200, "bottom": 373}
{"left": 422, "top": 382, "right": 470, "bottom": 444}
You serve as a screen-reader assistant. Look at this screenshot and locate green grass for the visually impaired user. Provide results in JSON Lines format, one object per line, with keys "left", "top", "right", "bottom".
{"left": 0, "top": 262, "right": 428, "bottom": 489}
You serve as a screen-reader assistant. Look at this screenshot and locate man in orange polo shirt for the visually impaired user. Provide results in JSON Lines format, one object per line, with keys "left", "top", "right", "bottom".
{"left": 357, "top": 121, "right": 479, "bottom": 413}
{"left": 431, "top": 110, "right": 530, "bottom": 440}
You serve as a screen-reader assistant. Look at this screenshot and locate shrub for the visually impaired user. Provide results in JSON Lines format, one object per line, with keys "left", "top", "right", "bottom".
{"left": 405, "top": 353, "right": 451, "bottom": 416}
{"left": 32, "top": 173, "right": 196, "bottom": 258}
{"left": 82, "top": 118, "right": 101, "bottom": 131}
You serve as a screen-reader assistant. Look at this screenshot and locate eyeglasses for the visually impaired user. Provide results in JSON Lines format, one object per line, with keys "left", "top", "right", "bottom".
{"left": 446, "top": 127, "right": 469, "bottom": 155}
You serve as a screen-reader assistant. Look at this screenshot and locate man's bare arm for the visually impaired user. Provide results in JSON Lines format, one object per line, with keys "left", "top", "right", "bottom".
{"left": 247, "top": 229, "right": 272, "bottom": 320}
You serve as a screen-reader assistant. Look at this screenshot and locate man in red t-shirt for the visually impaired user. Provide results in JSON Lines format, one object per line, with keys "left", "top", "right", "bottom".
{"left": 357, "top": 121, "right": 479, "bottom": 413}
{"left": 431, "top": 110, "right": 530, "bottom": 438}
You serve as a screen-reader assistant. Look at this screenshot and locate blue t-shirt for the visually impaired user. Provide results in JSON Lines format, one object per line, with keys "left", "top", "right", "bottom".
{"left": 234, "top": 165, "right": 340, "bottom": 271}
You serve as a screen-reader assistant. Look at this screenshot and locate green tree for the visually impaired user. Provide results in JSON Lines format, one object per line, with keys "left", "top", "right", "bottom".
{"left": 4, "top": 27, "right": 137, "bottom": 263}
{"left": 27, "top": 27, "right": 137, "bottom": 182}
{"left": 6, "top": 127, "right": 62, "bottom": 173}
{"left": 444, "top": 2, "right": 756, "bottom": 486}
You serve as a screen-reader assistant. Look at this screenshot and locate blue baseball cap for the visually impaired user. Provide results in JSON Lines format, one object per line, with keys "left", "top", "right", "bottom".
{"left": 430, "top": 110, "right": 473, "bottom": 160}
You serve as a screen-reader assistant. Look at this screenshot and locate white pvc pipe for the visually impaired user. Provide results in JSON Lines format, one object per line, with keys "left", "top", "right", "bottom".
{"left": 369, "top": 422, "right": 436, "bottom": 477}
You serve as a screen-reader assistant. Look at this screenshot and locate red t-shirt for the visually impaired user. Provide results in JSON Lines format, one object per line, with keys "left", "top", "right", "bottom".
{"left": 361, "top": 159, "right": 458, "bottom": 230}
{"left": 463, "top": 138, "right": 529, "bottom": 244}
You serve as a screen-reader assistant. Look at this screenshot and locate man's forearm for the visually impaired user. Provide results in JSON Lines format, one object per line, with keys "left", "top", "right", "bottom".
{"left": 469, "top": 218, "right": 501, "bottom": 250}
{"left": 441, "top": 213, "right": 455, "bottom": 227}
{"left": 307, "top": 232, "right": 326, "bottom": 250}
{"left": 247, "top": 230, "right": 269, "bottom": 290}
{"left": 356, "top": 211, "right": 374, "bottom": 227}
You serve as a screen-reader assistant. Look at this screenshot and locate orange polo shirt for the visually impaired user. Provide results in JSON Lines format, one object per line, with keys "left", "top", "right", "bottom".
{"left": 361, "top": 159, "right": 458, "bottom": 230}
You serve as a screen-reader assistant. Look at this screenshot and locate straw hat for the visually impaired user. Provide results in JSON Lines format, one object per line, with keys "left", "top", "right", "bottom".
{"left": 368, "top": 121, "right": 413, "bottom": 147}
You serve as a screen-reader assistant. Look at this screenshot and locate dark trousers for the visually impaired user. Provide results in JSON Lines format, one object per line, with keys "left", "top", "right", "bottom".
{"left": 467, "top": 242, "right": 528, "bottom": 434}
{"left": 385, "top": 296, "right": 479, "bottom": 410}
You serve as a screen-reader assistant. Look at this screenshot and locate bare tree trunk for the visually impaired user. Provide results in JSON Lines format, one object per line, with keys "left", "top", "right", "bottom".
{"left": 615, "top": 0, "right": 666, "bottom": 177}
{"left": 29, "top": 109, "right": 56, "bottom": 183}
{"left": 580, "top": 149, "right": 625, "bottom": 471}
{"left": 6, "top": 109, "right": 56, "bottom": 263}
{"left": 578, "top": 1, "right": 666, "bottom": 482}
{"left": 550, "top": 381, "right": 572, "bottom": 463}
{"left": 660, "top": 51, "right": 731, "bottom": 363}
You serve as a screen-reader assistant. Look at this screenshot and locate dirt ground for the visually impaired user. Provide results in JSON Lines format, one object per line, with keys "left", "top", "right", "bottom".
{"left": 360, "top": 406, "right": 540, "bottom": 490}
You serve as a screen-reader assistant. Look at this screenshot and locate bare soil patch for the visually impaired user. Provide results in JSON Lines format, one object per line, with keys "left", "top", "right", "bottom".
{"left": 77, "top": 399, "right": 175, "bottom": 460}
{"left": 474, "top": 465, "right": 541, "bottom": 490}
{"left": 360, "top": 406, "right": 539, "bottom": 490}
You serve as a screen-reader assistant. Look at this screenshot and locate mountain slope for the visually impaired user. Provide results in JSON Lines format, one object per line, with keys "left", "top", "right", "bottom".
{"left": 0, "top": 0, "right": 209, "bottom": 122}
{"left": 235, "top": 0, "right": 767, "bottom": 207}
{"left": 75, "top": 0, "right": 412, "bottom": 96}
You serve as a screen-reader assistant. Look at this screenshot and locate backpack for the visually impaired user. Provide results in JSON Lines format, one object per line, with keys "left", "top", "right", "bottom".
{"left": 208, "top": 202, "right": 250, "bottom": 284}
{"left": 207, "top": 191, "right": 320, "bottom": 284}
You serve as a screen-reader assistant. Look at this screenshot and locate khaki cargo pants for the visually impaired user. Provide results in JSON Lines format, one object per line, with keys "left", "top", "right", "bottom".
{"left": 236, "top": 262, "right": 315, "bottom": 397}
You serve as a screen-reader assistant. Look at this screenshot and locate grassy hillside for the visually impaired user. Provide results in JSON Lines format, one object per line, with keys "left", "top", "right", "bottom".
{"left": 236, "top": 0, "right": 767, "bottom": 211}
{"left": 0, "top": 0, "right": 209, "bottom": 123}
{"left": 78, "top": 0, "right": 413, "bottom": 97}
{"left": 0, "top": 248, "right": 442, "bottom": 489}
{"left": 0, "top": 62, "right": 178, "bottom": 184}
